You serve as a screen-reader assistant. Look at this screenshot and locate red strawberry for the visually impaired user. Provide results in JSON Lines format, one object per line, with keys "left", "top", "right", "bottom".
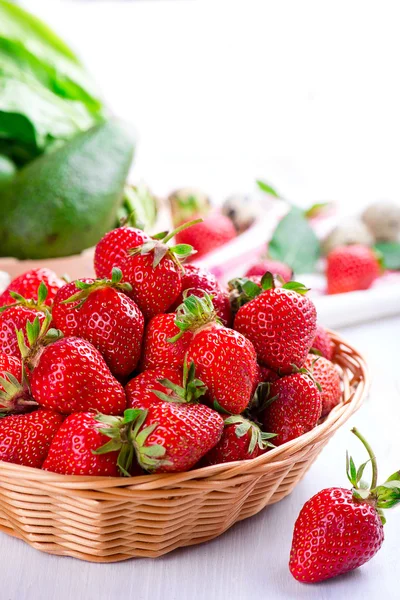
{"left": 52, "top": 269, "right": 144, "bottom": 377}
{"left": 178, "top": 294, "right": 258, "bottom": 414}
{"left": 126, "top": 367, "right": 183, "bottom": 409}
{"left": 170, "top": 264, "right": 231, "bottom": 326}
{"left": 290, "top": 428, "right": 399, "bottom": 583}
{"left": 0, "top": 268, "right": 64, "bottom": 308}
{"left": 203, "top": 415, "right": 275, "bottom": 465}
{"left": 52, "top": 278, "right": 94, "bottom": 335}
{"left": 0, "top": 352, "right": 37, "bottom": 414}
{"left": 0, "top": 305, "right": 46, "bottom": 358}
{"left": 311, "top": 324, "right": 334, "bottom": 361}
{"left": 0, "top": 353, "right": 21, "bottom": 388}
{"left": 43, "top": 412, "right": 121, "bottom": 476}
{"left": 120, "top": 222, "right": 199, "bottom": 320}
{"left": 245, "top": 259, "right": 292, "bottom": 282}
{"left": 94, "top": 226, "right": 149, "bottom": 279}
{"left": 141, "top": 313, "right": 192, "bottom": 371}
{"left": 326, "top": 245, "right": 381, "bottom": 294}
{"left": 95, "top": 404, "right": 224, "bottom": 474}
{"left": 234, "top": 275, "right": 317, "bottom": 374}
{"left": 255, "top": 364, "right": 280, "bottom": 386}
{"left": 175, "top": 213, "right": 236, "bottom": 259}
{"left": 127, "top": 360, "right": 207, "bottom": 410}
{"left": 304, "top": 354, "right": 342, "bottom": 417}
{"left": 28, "top": 335, "right": 126, "bottom": 415}
{"left": 0, "top": 410, "right": 63, "bottom": 468}
{"left": 262, "top": 373, "right": 322, "bottom": 445}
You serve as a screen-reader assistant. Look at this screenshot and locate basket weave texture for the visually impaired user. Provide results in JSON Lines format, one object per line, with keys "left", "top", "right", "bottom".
{"left": 0, "top": 331, "right": 368, "bottom": 562}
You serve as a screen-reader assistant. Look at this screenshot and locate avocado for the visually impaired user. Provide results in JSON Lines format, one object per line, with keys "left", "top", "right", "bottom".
{"left": 0, "top": 118, "right": 135, "bottom": 259}
{"left": 0, "top": 155, "right": 16, "bottom": 186}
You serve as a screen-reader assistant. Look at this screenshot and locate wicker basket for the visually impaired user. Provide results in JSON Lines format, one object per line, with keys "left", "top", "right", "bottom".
{"left": 0, "top": 331, "right": 368, "bottom": 562}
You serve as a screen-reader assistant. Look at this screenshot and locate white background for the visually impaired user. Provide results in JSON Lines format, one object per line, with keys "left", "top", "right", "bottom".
{"left": 2, "top": 2, "right": 400, "bottom": 599}
{"left": 18, "top": 0, "right": 400, "bottom": 209}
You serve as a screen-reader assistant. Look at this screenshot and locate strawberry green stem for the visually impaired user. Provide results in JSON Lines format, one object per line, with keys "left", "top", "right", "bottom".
{"left": 351, "top": 427, "right": 378, "bottom": 490}
{"left": 161, "top": 218, "right": 203, "bottom": 244}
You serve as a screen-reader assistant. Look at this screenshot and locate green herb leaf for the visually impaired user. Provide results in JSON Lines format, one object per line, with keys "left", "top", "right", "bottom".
{"left": 304, "top": 202, "right": 331, "bottom": 219}
{"left": 256, "top": 180, "right": 280, "bottom": 198}
{"left": 268, "top": 207, "right": 321, "bottom": 273}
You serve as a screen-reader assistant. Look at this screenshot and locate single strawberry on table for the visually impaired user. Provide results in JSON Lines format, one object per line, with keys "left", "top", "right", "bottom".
{"left": 169, "top": 264, "right": 232, "bottom": 326}
{"left": 0, "top": 268, "right": 65, "bottom": 308}
{"left": 0, "top": 410, "right": 64, "bottom": 468}
{"left": 172, "top": 292, "right": 258, "bottom": 414}
{"left": 303, "top": 354, "right": 342, "bottom": 417}
{"left": 290, "top": 428, "right": 400, "bottom": 583}
{"left": 18, "top": 314, "right": 126, "bottom": 415}
{"left": 262, "top": 372, "right": 322, "bottom": 446}
{"left": 202, "top": 415, "right": 275, "bottom": 466}
{"left": 233, "top": 273, "right": 317, "bottom": 374}
{"left": 326, "top": 244, "right": 381, "bottom": 294}
{"left": 52, "top": 268, "right": 144, "bottom": 377}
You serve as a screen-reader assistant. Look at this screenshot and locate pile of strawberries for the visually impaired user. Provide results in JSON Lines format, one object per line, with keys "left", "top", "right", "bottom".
{"left": 0, "top": 221, "right": 343, "bottom": 477}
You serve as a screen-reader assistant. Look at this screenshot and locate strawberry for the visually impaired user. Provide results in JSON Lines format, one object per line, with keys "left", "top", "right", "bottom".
{"left": 171, "top": 264, "right": 232, "bottom": 323}
{"left": 94, "top": 403, "right": 224, "bottom": 474}
{"left": 52, "top": 269, "right": 144, "bottom": 377}
{"left": 169, "top": 264, "right": 231, "bottom": 326}
{"left": 311, "top": 324, "right": 334, "bottom": 361}
{"left": 174, "top": 294, "right": 258, "bottom": 414}
{"left": 255, "top": 363, "right": 280, "bottom": 386}
{"left": 245, "top": 259, "right": 292, "bottom": 282}
{"left": 94, "top": 226, "right": 149, "bottom": 279}
{"left": 0, "top": 268, "right": 64, "bottom": 308}
{"left": 0, "top": 410, "right": 63, "bottom": 468}
{"left": 29, "top": 337, "right": 126, "bottom": 415}
{"left": 326, "top": 245, "right": 381, "bottom": 294}
{"left": 42, "top": 412, "right": 121, "bottom": 476}
{"left": 262, "top": 373, "right": 322, "bottom": 445}
{"left": 0, "top": 352, "right": 37, "bottom": 414}
{"left": 19, "top": 317, "right": 126, "bottom": 415}
{"left": 304, "top": 354, "right": 342, "bottom": 417}
{"left": 202, "top": 415, "right": 275, "bottom": 465}
{"left": 140, "top": 313, "right": 192, "bottom": 371}
{"left": 290, "top": 428, "right": 400, "bottom": 583}
{"left": 51, "top": 278, "right": 94, "bottom": 335}
{"left": 0, "top": 305, "right": 46, "bottom": 358}
{"left": 175, "top": 213, "right": 236, "bottom": 259}
{"left": 233, "top": 274, "right": 317, "bottom": 374}
{"left": 120, "top": 222, "right": 200, "bottom": 320}
{"left": 0, "top": 353, "right": 21, "bottom": 387}
{"left": 126, "top": 367, "right": 183, "bottom": 409}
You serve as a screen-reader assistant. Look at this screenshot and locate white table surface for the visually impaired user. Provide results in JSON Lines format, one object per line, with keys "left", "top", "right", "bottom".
{"left": 1, "top": 315, "right": 399, "bottom": 600}
{"left": 3, "top": 2, "right": 400, "bottom": 598}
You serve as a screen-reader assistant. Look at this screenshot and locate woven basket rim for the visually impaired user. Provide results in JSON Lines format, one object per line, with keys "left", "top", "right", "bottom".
{"left": 0, "top": 329, "right": 368, "bottom": 489}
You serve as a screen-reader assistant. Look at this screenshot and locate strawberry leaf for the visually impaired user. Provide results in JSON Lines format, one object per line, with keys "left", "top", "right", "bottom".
{"left": 260, "top": 271, "right": 275, "bottom": 290}
{"left": 37, "top": 281, "right": 48, "bottom": 305}
{"left": 256, "top": 180, "right": 280, "bottom": 198}
{"left": 374, "top": 242, "right": 400, "bottom": 270}
{"left": 304, "top": 202, "right": 331, "bottom": 219}
{"left": 268, "top": 207, "right": 320, "bottom": 273}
